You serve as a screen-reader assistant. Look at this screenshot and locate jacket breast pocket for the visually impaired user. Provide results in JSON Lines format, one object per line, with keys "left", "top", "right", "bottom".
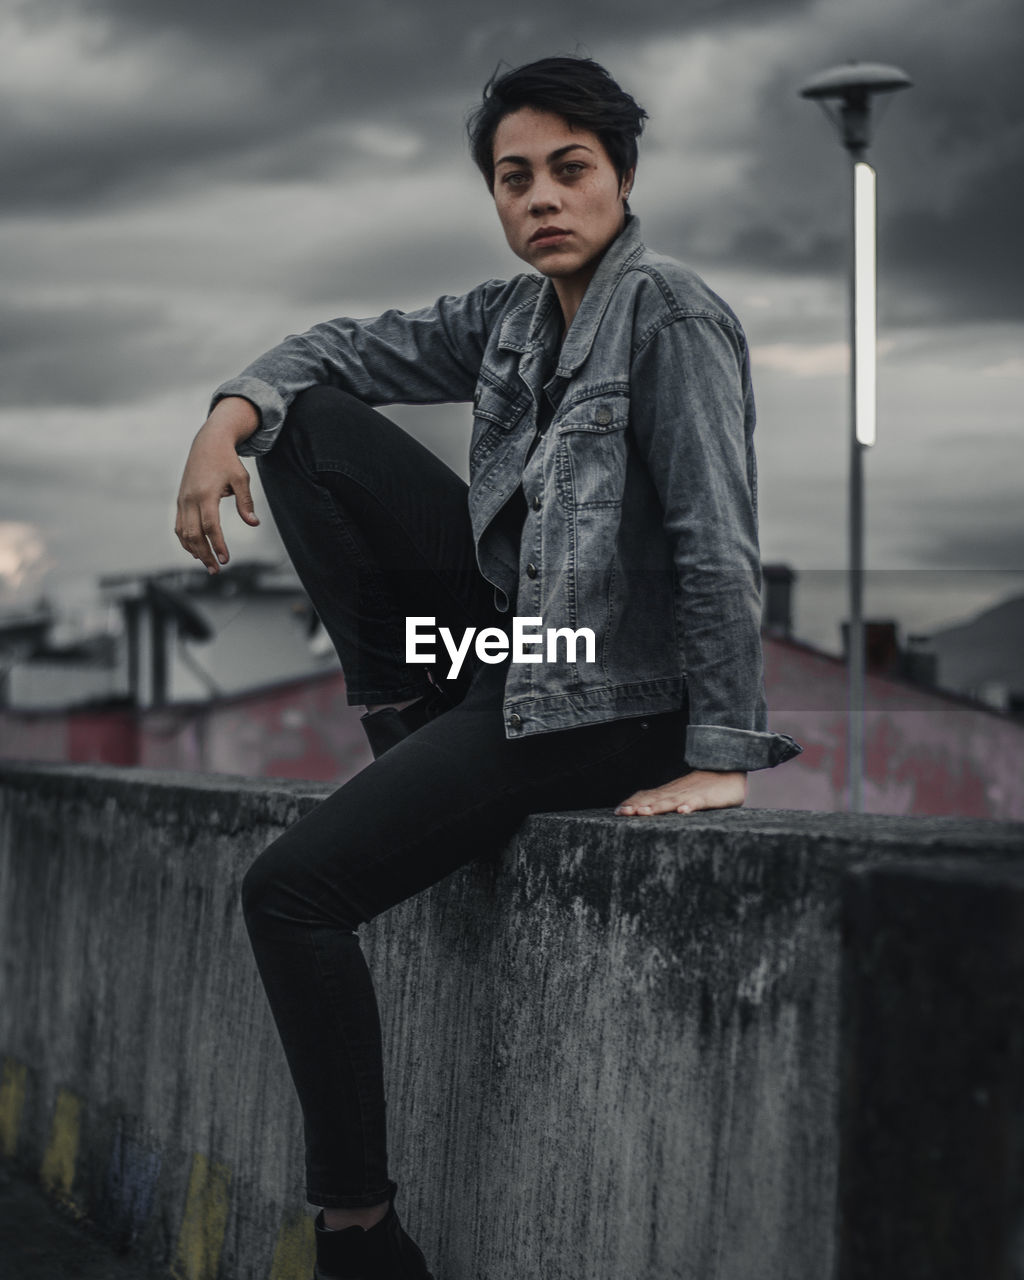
{"left": 555, "top": 396, "right": 630, "bottom": 511}
{"left": 470, "top": 380, "right": 529, "bottom": 471}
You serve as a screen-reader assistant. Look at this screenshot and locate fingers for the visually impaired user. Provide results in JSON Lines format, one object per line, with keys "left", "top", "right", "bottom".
{"left": 615, "top": 788, "right": 691, "bottom": 817}
{"left": 615, "top": 781, "right": 700, "bottom": 816}
{"left": 175, "top": 499, "right": 228, "bottom": 573}
{"left": 204, "top": 504, "right": 230, "bottom": 569}
{"left": 232, "top": 471, "right": 260, "bottom": 528}
{"left": 614, "top": 772, "right": 747, "bottom": 817}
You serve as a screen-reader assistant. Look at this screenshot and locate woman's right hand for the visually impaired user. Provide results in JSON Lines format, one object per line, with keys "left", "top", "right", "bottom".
{"left": 175, "top": 396, "right": 261, "bottom": 573}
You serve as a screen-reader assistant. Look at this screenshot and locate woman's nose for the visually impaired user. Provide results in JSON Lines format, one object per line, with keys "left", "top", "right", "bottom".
{"left": 528, "top": 179, "right": 560, "bottom": 213}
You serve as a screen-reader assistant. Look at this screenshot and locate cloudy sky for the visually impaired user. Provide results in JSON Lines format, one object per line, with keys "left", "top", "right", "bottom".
{"left": 2, "top": 0, "right": 1021, "bottom": 652}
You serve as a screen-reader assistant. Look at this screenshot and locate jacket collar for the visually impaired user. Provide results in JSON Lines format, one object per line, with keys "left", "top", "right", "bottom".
{"left": 497, "top": 215, "right": 646, "bottom": 374}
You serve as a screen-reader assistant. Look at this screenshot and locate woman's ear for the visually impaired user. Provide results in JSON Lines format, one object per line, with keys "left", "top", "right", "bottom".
{"left": 621, "top": 167, "right": 635, "bottom": 201}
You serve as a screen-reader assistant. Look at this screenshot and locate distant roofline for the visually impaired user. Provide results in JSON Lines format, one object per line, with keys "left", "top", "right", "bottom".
{"left": 763, "top": 631, "right": 1023, "bottom": 724}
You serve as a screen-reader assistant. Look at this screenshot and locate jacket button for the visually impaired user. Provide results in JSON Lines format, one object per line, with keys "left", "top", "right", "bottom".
{"left": 526, "top": 562, "right": 538, "bottom": 578}
{"left": 509, "top": 713, "right": 522, "bottom": 728}
{"left": 531, "top": 495, "right": 542, "bottom": 510}
{"left": 595, "top": 405, "right": 612, "bottom": 426}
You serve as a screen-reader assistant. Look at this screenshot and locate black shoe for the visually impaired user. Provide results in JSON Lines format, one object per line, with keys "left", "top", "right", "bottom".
{"left": 359, "top": 684, "right": 453, "bottom": 760}
{"left": 312, "top": 1181, "right": 435, "bottom": 1279}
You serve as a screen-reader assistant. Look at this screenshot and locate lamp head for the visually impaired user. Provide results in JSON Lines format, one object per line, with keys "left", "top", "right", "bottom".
{"left": 799, "top": 62, "right": 912, "bottom": 154}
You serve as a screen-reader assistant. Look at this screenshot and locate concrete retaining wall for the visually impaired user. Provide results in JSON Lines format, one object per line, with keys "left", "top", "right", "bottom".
{"left": 837, "top": 856, "right": 1024, "bottom": 1278}
{"left": 1, "top": 761, "right": 1023, "bottom": 1279}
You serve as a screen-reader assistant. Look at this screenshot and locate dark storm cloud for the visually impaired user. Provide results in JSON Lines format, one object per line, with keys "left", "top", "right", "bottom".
{"left": 1, "top": 115, "right": 290, "bottom": 214}
{"left": 32, "top": 0, "right": 810, "bottom": 41}
{"left": 884, "top": 161, "right": 1024, "bottom": 325}
{"left": 0, "top": 299, "right": 222, "bottom": 407}
{"left": 4, "top": 0, "right": 1022, "bottom": 322}
{"left": 864, "top": 449, "right": 1024, "bottom": 571}
{"left": 703, "top": 0, "right": 1024, "bottom": 322}
{"left": 288, "top": 224, "right": 506, "bottom": 310}
{"left": 4, "top": 0, "right": 814, "bottom": 212}
{"left": 891, "top": 492, "right": 1024, "bottom": 571}
{"left": 0, "top": 449, "right": 169, "bottom": 500}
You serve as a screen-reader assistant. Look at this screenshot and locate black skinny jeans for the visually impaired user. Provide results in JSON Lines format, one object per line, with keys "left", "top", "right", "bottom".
{"left": 241, "top": 387, "right": 690, "bottom": 1208}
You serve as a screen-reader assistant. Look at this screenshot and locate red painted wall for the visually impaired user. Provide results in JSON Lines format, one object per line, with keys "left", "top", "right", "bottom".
{"left": 749, "top": 639, "right": 1024, "bottom": 819}
{"left": 136, "top": 671, "right": 369, "bottom": 781}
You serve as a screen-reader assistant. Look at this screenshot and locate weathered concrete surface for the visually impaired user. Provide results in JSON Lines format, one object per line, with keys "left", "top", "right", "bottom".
{"left": 1, "top": 761, "right": 1023, "bottom": 1280}
{"left": 838, "top": 858, "right": 1024, "bottom": 1280}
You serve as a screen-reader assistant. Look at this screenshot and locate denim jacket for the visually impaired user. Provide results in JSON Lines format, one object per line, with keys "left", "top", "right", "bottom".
{"left": 213, "top": 216, "right": 801, "bottom": 772}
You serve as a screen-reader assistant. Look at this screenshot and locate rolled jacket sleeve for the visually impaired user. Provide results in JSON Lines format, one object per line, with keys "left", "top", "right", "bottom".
{"left": 210, "top": 279, "right": 524, "bottom": 457}
{"left": 629, "top": 314, "right": 802, "bottom": 772}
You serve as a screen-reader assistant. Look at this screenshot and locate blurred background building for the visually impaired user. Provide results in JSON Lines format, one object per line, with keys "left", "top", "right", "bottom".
{"left": 1, "top": 561, "right": 1021, "bottom": 818}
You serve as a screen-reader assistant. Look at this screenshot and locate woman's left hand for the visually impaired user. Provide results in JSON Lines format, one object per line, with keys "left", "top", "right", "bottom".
{"left": 614, "top": 770, "right": 747, "bottom": 816}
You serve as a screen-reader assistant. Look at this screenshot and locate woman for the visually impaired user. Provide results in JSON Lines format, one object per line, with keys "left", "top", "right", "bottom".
{"left": 175, "top": 55, "right": 800, "bottom": 1280}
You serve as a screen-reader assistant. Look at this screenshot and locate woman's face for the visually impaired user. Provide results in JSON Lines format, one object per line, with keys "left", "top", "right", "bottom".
{"left": 491, "top": 107, "right": 632, "bottom": 308}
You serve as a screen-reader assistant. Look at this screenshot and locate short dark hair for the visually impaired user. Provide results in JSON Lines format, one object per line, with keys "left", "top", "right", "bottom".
{"left": 467, "top": 56, "right": 648, "bottom": 191}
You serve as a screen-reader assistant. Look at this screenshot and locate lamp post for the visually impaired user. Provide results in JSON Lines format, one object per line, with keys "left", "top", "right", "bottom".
{"left": 798, "top": 62, "right": 911, "bottom": 812}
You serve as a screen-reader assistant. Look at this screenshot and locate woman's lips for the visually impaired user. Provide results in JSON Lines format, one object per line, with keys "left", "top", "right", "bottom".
{"left": 529, "top": 228, "right": 571, "bottom": 248}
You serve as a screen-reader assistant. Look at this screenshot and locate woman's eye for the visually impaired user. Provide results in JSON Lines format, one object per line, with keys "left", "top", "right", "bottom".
{"left": 561, "top": 162, "right": 585, "bottom": 176}
{"left": 502, "top": 172, "right": 529, "bottom": 187}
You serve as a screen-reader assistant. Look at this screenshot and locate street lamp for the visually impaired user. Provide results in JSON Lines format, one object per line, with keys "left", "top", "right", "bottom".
{"left": 798, "top": 62, "right": 912, "bottom": 812}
